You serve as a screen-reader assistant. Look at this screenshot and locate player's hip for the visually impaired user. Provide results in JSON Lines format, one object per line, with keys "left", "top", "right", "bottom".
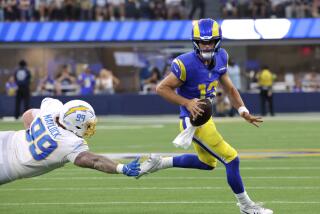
{"left": 179, "top": 117, "right": 222, "bottom": 144}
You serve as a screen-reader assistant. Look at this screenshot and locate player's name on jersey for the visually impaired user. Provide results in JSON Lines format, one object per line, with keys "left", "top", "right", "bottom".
{"left": 43, "top": 114, "right": 61, "bottom": 138}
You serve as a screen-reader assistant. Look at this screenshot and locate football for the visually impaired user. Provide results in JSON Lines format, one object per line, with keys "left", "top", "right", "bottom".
{"left": 189, "top": 99, "right": 213, "bottom": 126}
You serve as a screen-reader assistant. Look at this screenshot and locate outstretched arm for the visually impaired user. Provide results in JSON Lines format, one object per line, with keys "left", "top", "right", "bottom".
{"left": 74, "top": 151, "right": 140, "bottom": 176}
{"left": 22, "top": 108, "right": 40, "bottom": 129}
{"left": 219, "top": 73, "right": 263, "bottom": 127}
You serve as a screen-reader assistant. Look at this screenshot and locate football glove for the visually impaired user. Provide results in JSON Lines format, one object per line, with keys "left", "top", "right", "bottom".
{"left": 122, "top": 157, "right": 141, "bottom": 176}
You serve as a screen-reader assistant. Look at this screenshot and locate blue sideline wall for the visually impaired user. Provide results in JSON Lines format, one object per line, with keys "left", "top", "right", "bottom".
{"left": 0, "top": 93, "right": 319, "bottom": 117}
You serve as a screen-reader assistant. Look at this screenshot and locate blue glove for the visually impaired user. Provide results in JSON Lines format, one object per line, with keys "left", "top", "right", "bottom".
{"left": 122, "top": 157, "right": 141, "bottom": 176}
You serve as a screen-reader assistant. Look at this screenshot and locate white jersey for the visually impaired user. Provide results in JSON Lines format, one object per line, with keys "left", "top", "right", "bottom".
{"left": 0, "top": 98, "right": 89, "bottom": 184}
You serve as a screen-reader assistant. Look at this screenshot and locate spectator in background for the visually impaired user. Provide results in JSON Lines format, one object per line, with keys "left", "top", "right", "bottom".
{"left": 108, "top": 0, "right": 125, "bottom": 20}
{"left": 214, "top": 91, "right": 233, "bottom": 117}
{"left": 293, "top": 75, "right": 303, "bottom": 92}
{"left": 36, "top": 74, "right": 56, "bottom": 95}
{"left": 252, "top": 0, "right": 268, "bottom": 18}
{"left": 141, "top": 67, "right": 161, "bottom": 94}
{"left": 256, "top": 66, "right": 275, "bottom": 116}
{"left": 14, "top": 60, "right": 31, "bottom": 119}
{"left": 4, "top": 0, "right": 18, "bottom": 21}
{"left": 64, "top": 0, "right": 77, "bottom": 20}
{"left": 286, "top": 0, "right": 312, "bottom": 18}
{"left": 221, "top": 0, "right": 238, "bottom": 18}
{"left": 165, "top": 0, "right": 185, "bottom": 19}
{"left": 151, "top": 0, "right": 166, "bottom": 19}
{"left": 34, "top": 0, "right": 48, "bottom": 21}
{"left": 48, "top": 0, "right": 64, "bottom": 20}
{"left": 80, "top": 0, "right": 92, "bottom": 20}
{"left": 312, "top": 0, "right": 320, "bottom": 17}
{"left": 189, "top": 0, "right": 205, "bottom": 19}
{"left": 55, "top": 65, "right": 77, "bottom": 95}
{"left": 228, "top": 57, "right": 241, "bottom": 91}
{"left": 94, "top": 0, "right": 108, "bottom": 21}
{"left": 95, "top": 68, "right": 120, "bottom": 94}
{"left": 5, "top": 75, "right": 17, "bottom": 96}
{"left": 18, "top": 0, "right": 32, "bottom": 21}
{"left": 125, "top": 0, "right": 139, "bottom": 20}
{"left": 78, "top": 64, "right": 96, "bottom": 95}
{"left": 237, "top": 0, "right": 250, "bottom": 18}
{"left": 0, "top": 0, "right": 5, "bottom": 21}
{"left": 139, "top": 0, "right": 153, "bottom": 19}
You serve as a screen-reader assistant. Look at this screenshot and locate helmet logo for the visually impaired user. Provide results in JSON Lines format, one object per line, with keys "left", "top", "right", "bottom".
{"left": 64, "top": 105, "right": 90, "bottom": 118}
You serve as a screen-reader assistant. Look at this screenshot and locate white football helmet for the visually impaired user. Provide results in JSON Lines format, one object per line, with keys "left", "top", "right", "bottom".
{"left": 59, "top": 100, "right": 97, "bottom": 138}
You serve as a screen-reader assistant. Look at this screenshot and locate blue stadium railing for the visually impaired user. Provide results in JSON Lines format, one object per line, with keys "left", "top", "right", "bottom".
{"left": 0, "top": 18, "right": 320, "bottom": 42}
{"left": 1, "top": 93, "right": 319, "bottom": 116}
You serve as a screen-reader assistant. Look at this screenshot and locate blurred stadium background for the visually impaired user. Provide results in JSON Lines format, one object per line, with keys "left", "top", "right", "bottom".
{"left": 0, "top": 0, "right": 320, "bottom": 213}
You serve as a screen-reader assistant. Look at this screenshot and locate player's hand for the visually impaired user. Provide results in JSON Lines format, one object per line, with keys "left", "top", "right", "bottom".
{"left": 122, "top": 157, "right": 141, "bottom": 176}
{"left": 185, "top": 98, "right": 205, "bottom": 121}
{"left": 241, "top": 112, "right": 263, "bottom": 127}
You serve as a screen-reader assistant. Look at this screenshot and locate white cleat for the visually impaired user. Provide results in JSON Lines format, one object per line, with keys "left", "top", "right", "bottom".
{"left": 136, "top": 154, "right": 162, "bottom": 179}
{"left": 238, "top": 202, "right": 273, "bottom": 214}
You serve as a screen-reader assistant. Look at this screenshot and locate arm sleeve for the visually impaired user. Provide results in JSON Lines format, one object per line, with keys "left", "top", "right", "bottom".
{"left": 66, "top": 140, "right": 89, "bottom": 163}
{"left": 171, "top": 58, "right": 187, "bottom": 82}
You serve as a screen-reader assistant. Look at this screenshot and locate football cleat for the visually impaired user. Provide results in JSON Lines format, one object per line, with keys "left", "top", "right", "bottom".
{"left": 136, "top": 154, "right": 162, "bottom": 179}
{"left": 238, "top": 202, "right": 273, "bottom": 214}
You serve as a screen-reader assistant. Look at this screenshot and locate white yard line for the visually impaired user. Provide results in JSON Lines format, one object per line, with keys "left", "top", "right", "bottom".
{"left": 29, "top": 176, "right": 320, "bottom": 180}
{"left": 95, "top": 114, "right": 320, "bottom": 124}
{"left": 1, "top": 186, "right": 319, "bottom": 192}
{"left": 56, "top": 166, "right": 320, "bottom": 172}
{"left": 96, "top": 125, "right": 164, "bottom": 130}
{"left": 0, "top": 201, "right": 319, "bottom": 206}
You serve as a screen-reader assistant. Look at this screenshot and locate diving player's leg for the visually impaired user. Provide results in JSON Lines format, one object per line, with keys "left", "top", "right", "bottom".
{"left": 194, "top": 120, "right": 273, "bottom": 214}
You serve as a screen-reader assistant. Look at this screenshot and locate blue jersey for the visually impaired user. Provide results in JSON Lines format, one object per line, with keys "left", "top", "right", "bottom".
{"left": 171, "top": 49, "right": 229, "bottom": 118}
{"left": 78, "top": 73, "right": 95, "bottom": 95}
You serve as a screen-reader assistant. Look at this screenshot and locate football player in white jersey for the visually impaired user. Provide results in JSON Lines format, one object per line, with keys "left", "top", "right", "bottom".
{"left": 0, "top": 98, "right": 140, "bottom": 185}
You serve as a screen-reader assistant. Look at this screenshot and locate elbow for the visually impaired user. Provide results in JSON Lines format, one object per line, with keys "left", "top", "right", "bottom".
{"left": 155, "top": 83, "right": 163, "bottom": 95}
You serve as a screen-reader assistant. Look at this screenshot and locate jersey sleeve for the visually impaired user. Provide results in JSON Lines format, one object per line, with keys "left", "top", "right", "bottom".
{"left": 65, "top": 140, "right": 89, "bottom": 163}
{"left": 171, "top": 58, "right": 187, "bottom": 82}
{"left": 218, "top": 48, "right": 229, "bottom": 75}
{"left": 40, "top": 97, "right": 63, "bottom": 116}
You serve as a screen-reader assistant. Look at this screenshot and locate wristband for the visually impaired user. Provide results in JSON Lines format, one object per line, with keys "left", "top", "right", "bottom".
{"left": 116, "top": 164, "right": 124, "bottom": 174}
{"left": 238, "top": 106, "right": 249, "bottom": 115}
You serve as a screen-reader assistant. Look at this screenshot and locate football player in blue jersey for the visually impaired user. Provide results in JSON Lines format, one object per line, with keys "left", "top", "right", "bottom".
{"left": 138, "top": 19, "right": 273, "bottom": 214}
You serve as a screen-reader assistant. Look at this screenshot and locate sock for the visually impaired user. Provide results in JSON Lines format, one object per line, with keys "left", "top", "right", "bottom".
{"left": 235, "top": 191, "right": 254, "bottom": 206}
{"left": 225, "top": 157, "right": 245, "bottom": 194}
{"left": 160, "top": 157, "right": 173, "bottom": 169}
{"left": 173, "top": 154, "right": 213, "bottom": 170}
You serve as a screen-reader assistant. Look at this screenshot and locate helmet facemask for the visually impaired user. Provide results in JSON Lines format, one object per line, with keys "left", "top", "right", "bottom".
{"left": 193, "top": 38, "right": 221, "bottom": 61}
{"left": 83, "top": 119, "right": 97, "bottom": 138}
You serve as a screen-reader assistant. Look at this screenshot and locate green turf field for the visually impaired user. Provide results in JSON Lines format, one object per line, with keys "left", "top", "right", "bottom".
{"left": 0, "top": 116, "right": 320, "bottom": 214}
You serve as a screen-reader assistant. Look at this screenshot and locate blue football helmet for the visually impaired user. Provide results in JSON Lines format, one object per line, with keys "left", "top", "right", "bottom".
{"left": 192, "top": 18, "right": 222, "bottom": 61}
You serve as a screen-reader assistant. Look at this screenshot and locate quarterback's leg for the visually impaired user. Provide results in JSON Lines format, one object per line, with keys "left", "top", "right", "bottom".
{"left": 193, "top": 119, "right": 273, "bottom": 214}
{"left": 137, "top": 153, "right": 213, "bottom": 178}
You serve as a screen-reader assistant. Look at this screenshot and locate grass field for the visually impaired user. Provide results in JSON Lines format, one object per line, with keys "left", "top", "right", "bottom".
{"left": 0, "top": 115, "right": 320, "bottom": 214}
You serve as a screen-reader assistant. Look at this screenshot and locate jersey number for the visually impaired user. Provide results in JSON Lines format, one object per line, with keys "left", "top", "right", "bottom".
{"left": 198, "top": 80, "right": 218, "bottom": 99}
{"left": 26, "top": 118, "right": 58, "bottom": 161}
